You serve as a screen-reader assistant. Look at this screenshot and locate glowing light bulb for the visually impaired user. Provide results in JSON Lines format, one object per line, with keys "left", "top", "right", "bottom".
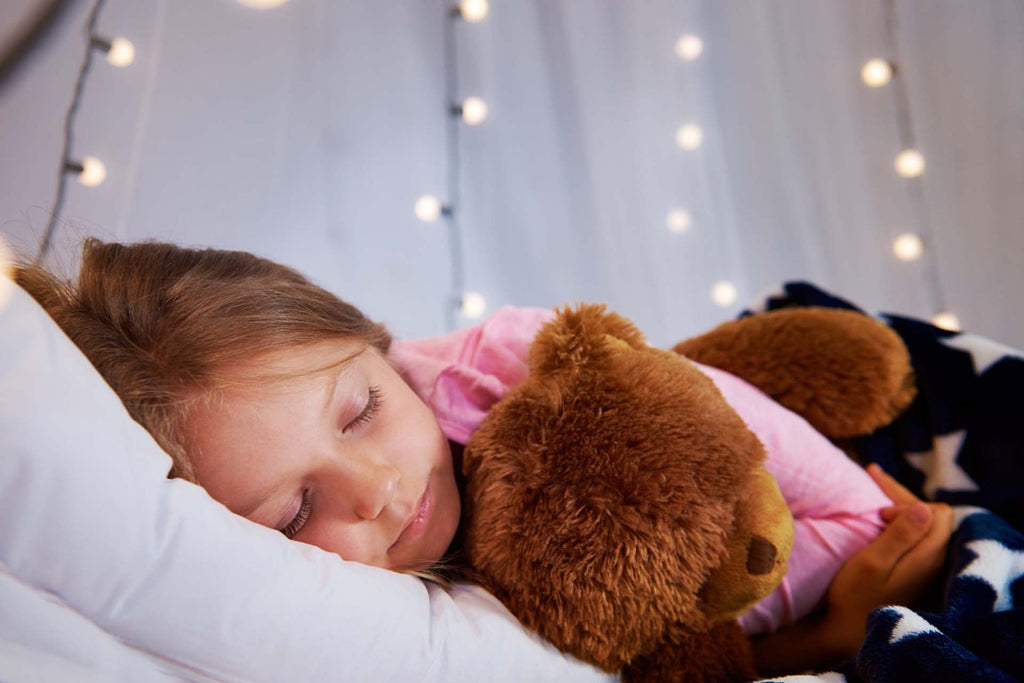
{"left": 666, "top": 209, "right": 692, "bottom": 233}
{"left": 710, "top": 281, "right": 737, "bottom": 307}
{"left": 895, "top": 149, "right": 925, "bottom": 178}
{"left": 675, "top": 124, "right": 703, "bottom": 151}
{"left": 76, "top": 157, "right": 107, "bottom": 187}
{"left": 932, "top": 312, "right": 961, "bottom": 332}
{"left": 460, "top": 291, "right": 487, "bottom": 319}
{"left": 106, "top": 37, "right": 135, "bottom": 66}
{"left": 892, "top": 233, "right": 923, "bottom": 261}
{"left": 414, "top": 195, "right": 443, "bottom": 222}
{"left": 235, "top": 0, "right": 290, "bottom": 8}
{"left": 460, "top": 97, "right": 488, "bottom": 125}
{"left": 459, "top": 0, "right": 488, "bottom": 22}
{"left": 0, "top": 236, "right": 13, "bottom": 314}
{"left": 861, "top": 59, "right": 893, "bottom": 87}
{"left": 675, "top": 34, "right": 704, "bottom": 61}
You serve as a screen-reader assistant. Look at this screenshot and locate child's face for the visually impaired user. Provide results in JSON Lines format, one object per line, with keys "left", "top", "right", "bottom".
{"left": 187, "top": 340, "right": 461, "bottom": 571}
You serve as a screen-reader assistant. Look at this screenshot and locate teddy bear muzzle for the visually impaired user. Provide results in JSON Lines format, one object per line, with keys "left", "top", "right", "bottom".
{"left": 698, "top": 464, "right": 794, "bottom": 623}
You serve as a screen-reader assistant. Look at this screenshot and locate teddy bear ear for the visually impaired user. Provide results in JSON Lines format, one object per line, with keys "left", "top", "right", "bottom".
{"left": 527, "top": 303, "right": 648, "bottom": 375}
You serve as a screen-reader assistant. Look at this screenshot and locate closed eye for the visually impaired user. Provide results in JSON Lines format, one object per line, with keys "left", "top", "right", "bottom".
{"left": 343, "top": 385, "right": 382, "bottom": 433}
{"left": 280, "top": 489, "right": 312, "bottom": 538}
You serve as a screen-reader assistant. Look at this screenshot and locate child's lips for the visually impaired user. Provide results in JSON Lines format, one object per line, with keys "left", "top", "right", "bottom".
{"left": 391, "top": 482, "right": 432, "bottom": 550}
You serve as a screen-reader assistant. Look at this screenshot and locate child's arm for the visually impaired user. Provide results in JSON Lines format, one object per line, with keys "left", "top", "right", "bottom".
{"left": 751, "top": 465, "right": 954, "bottom": 676}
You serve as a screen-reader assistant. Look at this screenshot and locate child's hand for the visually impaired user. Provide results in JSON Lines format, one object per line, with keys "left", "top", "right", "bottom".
{"left": 752, "top": 464, "right": 954, "bottom": 676}
{"left": 820, "top": 463, "right": 954, "bottom": 659}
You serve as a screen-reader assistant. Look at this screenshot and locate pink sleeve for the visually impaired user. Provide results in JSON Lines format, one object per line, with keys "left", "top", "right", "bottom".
{"left": 695, "top": 364, "right": 892, "bottom": 635}
{"left": 388, "top": 307, "right": 555, "bottom": 444}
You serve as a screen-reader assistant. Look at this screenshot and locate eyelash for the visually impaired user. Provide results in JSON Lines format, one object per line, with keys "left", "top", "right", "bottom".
{"left": 279, "top": 387, "right": 382, "bottom": 538}
{"left": 281, "top": 489, "right": 312, "bottom": 539}
{"left": 343, "top": 385, "right": 383, "bottom": 434}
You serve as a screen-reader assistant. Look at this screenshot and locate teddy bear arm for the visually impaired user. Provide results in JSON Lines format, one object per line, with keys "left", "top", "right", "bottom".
{"left": 622, "top": 620, "right": 756, "bottom": 683}
{"left": 672, "top": 308, "right": 915, "bottom": 440}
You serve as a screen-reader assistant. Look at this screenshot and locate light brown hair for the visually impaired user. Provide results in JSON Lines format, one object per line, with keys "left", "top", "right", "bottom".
{"left": 15, "top": 238, "right": 391, "bottom": 482}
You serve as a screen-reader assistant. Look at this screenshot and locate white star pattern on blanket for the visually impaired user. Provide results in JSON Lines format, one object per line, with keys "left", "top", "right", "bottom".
{"left": 769, "top": 673, "right": 849, "bottom": 682}
{"left": 941, "top": 334, "right": 1024, "bottom": 375}
{"left": 958, "top": 539, "right": 1024, "bottom": 612}
{"left": 885, "top": 607, "right": 941, "bottom": 644}
{"left": 905, "top": 430, "right": 980, "bottom": 498}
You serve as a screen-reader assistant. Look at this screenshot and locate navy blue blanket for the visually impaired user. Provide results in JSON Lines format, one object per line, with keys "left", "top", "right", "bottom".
{"left": 750, "top": 282, "right": 1024, "bottom": 682}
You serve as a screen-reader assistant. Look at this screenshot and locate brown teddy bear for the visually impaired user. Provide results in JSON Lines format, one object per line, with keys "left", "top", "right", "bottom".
{"left": 460, "top": 304, "right": 915, "bottom": 682}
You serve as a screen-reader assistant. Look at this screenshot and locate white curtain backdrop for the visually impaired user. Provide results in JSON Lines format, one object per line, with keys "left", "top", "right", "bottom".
{"left": 2, "top": 0, "right": 1021, "bottom": 347}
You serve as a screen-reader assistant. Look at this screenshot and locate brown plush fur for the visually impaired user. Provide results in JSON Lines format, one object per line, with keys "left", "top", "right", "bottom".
{"left": 462, "top": 303, "right": 916, "bottom": 681}
{"left": 673, "top": 308, "right": 915, "bottom": 440}
{"left": 462, "top": 305, "right": 790, "bottom": 678}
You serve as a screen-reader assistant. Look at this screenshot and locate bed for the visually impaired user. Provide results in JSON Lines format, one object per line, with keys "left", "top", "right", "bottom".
{"left": 2, "top": 273, "right": 1021, "bottom": 682}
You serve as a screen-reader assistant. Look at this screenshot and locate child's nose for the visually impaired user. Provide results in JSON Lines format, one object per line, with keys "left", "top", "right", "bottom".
{"left": 347, "top": 460, "right": 400, "bottom": 520}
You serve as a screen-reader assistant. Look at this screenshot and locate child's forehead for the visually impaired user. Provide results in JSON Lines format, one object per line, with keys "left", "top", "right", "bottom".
{"left": 219, "top": 339, "right": 372, "bottom": 390}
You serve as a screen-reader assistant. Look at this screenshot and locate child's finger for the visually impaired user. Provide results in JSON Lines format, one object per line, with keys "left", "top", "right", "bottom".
{"left": 886, "top": 503, "right": 954, "bottom": 603}
{"left": 880, "top": 505, "right": 906, "bottom": 523}
{"left": 879, "top": 502, "right": 935, "bottom": 524}
{"left": 856, "top": 503, "right": 933, "bottom": 577}
{"left": 867, "top": 463, "right": 921, "bottom": 506}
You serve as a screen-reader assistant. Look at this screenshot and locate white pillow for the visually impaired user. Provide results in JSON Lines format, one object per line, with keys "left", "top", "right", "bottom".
{"left": 0, "top": 280, "right": 615, "bottom": 683}
{"left": 0, "top": 562, "right": 191, "bottom": 682}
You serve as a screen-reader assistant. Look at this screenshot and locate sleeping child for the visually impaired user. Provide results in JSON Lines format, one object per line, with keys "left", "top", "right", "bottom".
{"left": 13, "top": 238, "right": 952, "bottom": 677}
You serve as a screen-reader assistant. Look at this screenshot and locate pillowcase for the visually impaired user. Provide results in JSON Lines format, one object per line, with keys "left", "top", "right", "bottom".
{"left": 0, "top": 562, "right": 190, "bottom": 681}
{"left": 0, "top": 280, "right": 614, "bottom": 682}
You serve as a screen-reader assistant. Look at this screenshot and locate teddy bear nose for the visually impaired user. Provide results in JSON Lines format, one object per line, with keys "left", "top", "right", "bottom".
{"left": 746, "top": 535, "right": 778, "bottom": 575}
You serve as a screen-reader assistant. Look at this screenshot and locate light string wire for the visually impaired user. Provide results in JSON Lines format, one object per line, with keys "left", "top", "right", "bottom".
{"left": 883, "top": 0, "right": 948, "bottom": 318}
{"left": 32, "top": 0, "right": 472, "bottom": 328}
{"left": 37, "top": 0, "right": 109, "bottom": 263}
{"left": 442, "top": 5, "right": 466, "bottom": 332}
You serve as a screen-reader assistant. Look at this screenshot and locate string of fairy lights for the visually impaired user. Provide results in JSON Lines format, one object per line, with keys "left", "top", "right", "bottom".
{"left": 415, "top": 0, "right": 490, "bottom": 329}
{"left": 8, "top": 0, "right": 958, "bottom": 332}
{"left": 666, "top": 10, "right": 957, "bottom": 330}
{"left": 25, "top": 0, "right": 490, "bottom": 330}
{"left": 36, "top": 0, "right": 130, "bottom": 262}
{"left": 878, "top": 0, "right": 958, "bottom": 332}
{"left": 669, "top": 32, "right": 742, "bottom": 308}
